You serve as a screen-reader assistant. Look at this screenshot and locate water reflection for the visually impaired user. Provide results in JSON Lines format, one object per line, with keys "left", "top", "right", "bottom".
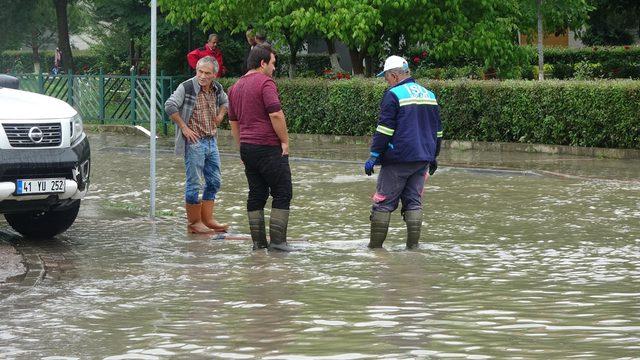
{"left": 0, "top": 133, "right": 639, "bottom": 358}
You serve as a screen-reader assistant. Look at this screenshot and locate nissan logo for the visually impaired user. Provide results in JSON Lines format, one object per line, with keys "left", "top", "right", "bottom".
{"left": 28, "top": 126, "right": 44, "bottom": 143}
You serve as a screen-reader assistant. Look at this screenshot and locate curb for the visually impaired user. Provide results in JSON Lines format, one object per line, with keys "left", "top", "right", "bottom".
{"left": 0, "top": 239, "right": 27, "bottom": 283}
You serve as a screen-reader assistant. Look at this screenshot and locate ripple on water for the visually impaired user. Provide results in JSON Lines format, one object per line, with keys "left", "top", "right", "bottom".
{"left": 2, "top": 143, "right": 640, "bottom": 358}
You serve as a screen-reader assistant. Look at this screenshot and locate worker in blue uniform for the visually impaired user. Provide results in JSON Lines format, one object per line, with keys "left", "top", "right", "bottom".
{"left": 364, "top": 55, "right": 443, "bottom": 249}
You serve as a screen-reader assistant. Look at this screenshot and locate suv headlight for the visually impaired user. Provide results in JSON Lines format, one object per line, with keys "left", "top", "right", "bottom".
{"left": 70, "top": 113, "right": 84, "bottom": 143}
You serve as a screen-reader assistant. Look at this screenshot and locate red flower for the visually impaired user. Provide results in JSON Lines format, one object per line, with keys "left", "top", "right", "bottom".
{"left": 413, "top": 56, "right": 420, "bottom": 64}
{"left": 624, "top": 45, "right": 630, "bottom": 50}
{"left": 336, "top": 73, "right": 343, "bottom": 79}
{"left": 344, "top": 73, "right": 351, "bottom": 79}
{"left": 421, "top": 50, "right": 427, "bottom": 58}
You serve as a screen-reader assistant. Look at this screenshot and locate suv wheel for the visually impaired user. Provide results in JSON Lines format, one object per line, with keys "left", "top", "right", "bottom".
{"left": 4, "top": 200, "right": 81, "bottom": 238}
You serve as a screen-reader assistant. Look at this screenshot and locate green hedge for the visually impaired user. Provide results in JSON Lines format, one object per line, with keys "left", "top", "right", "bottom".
{"left": 408, "top": 46, "right": 640, "bottom": 79}
{"left": 1, "top": 50, "right": 99, "bottom": 74}
{"left": 542, "top": 46, "right": 640, "bottom": 64}
{"left": 429, "top": 80, "right": 639, "bottom": 148}
{"left": 219, "top": 78, "right": 640, "bottom": 149}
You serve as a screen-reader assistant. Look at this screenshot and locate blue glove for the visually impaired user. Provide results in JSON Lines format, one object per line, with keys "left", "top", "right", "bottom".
{"left": 428, "top": 160, "right": 438, "bottom": 175}
{"left": 364, "top": 155, "right": 378, "bottom": 176}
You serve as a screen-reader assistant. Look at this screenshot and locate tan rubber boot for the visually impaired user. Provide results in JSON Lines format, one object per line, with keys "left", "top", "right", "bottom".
{"left": 186, "top": 203, "right": 215, "bottom": 234}
{"left": 201, "top": 200, "right": 229, "bottom": 232}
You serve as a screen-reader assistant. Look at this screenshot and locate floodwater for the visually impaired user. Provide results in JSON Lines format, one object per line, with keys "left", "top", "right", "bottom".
{"left": 1, "top": 132, "right": 639, "bottom": 359}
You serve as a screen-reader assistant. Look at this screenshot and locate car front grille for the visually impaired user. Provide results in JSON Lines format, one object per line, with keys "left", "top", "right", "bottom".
{"left": 2, "top": 123, "right": 62, "bottom": 147}
{"left": 0, "top": 167, "right": 72, "bottom": 182}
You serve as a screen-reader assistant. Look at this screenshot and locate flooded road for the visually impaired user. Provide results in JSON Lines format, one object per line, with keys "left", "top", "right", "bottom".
{"left": 1, "top": 132, "right": 639, "bottom": 359}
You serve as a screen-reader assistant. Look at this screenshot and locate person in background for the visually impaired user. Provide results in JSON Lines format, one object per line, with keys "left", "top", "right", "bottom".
{"left": 255, "top": 32, "right": 269, "bottom": 46}
{"left": 187, "top": 34, "right": 225, "bottom": 78}
{"left": 165, "top": 56, "right": 230, "bottom": 234}
{"left": 242, "top": 28, "right": 257, "bottom": 74}
{"left": 52, "top": 47, "right": 62, "bottom": 75}
{"left": 364, "top": 55, "right": 443, "bottom": 249}
{"left": 246, "top": 28, "right": 257, "bottom": 48}
{"left": 227, "top": 44, "right": 293, "bottom": 252}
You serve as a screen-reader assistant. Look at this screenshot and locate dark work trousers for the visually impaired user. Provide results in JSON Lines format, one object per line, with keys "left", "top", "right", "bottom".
{"left": 372, "top": 161, "right": 429, "bottom": 212}
{"left": 240, "top": 143, "right": 292, "bottom": 211}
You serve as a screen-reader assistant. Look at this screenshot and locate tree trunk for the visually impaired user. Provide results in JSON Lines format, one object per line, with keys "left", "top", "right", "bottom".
{"left": 349, "top": 48, "right": 364, "bottom": 76}
{"left": 53, "top": 0, "right": 73, "bottom": 72}
{"left": 284, "top": 34, "right": 300, "bottom": 79}
{"left": 325, "top": 38, "right": 343, "bottom": 72}
{"left": 537, "top": 0, "right": 544, "bottom": 81}
{"left": 289, "top": 51, "right": 297, "bottom": 79}
{"left": 390, "top": 33, "right": 401, "bottom": 55}
{"left": 30, "top": 31, "right": 41, "bottom": 74}
{"left": 364, "top": 55, "right": 374, "bottom": 77}
{"left": 129, "top": 38, "right": 135, "bottom": 69}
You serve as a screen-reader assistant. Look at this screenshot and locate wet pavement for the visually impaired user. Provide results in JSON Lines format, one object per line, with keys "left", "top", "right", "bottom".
{"left": 0, "top": 131, "right": 639, "bottom": 359}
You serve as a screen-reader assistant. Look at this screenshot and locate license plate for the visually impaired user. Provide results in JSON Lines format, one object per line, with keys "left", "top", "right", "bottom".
{"left": 16, "top": 178, "right": 66, "bottom": 195}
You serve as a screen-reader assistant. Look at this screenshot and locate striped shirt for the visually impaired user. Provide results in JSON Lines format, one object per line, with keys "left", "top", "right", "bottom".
{"left": 189, "top": 85, "right": 217, "bottom": 137}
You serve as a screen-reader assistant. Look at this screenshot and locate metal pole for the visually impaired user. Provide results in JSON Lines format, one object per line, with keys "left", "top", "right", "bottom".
{"left": 130, "top": 70, "right": 137, "bottom": 125}
{"left": 99, "top": 68, "right": 105, "bottom": 124}
{"left": 149, "top": 0, "right": 157, "bottom": 219}
{"left": 67, "top": 68, "right": 73, "bottom": 105}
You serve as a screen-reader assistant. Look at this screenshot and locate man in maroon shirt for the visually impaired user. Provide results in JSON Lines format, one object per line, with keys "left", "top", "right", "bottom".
{"left": 228, "top": 44, "right": 293, "bottom": 252}
{"left": 187, "top": 34, "right": 225, "bottom": 78}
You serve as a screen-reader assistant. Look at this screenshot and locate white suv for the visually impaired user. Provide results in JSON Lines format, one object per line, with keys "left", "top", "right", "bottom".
{"left": 0, "top": 75, "right": 90, "bottom": 238}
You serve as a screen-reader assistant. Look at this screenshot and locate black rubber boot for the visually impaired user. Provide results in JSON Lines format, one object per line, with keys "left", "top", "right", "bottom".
{"left": 368, "top": 210, "right": 390, "bottom": 248}
{"left": 403, "top": 209, "right": 422, "bottom": 249}
{"left": 268, "top": 208, "right": 294, "bottom": 252}
{"left": 248, "top": 210, "right": 268, "bottom": 250}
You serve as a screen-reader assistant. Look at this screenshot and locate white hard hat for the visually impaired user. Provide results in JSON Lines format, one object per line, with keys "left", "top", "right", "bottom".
{"left": 376, "top": 55, "right": 409, "bottom": 77}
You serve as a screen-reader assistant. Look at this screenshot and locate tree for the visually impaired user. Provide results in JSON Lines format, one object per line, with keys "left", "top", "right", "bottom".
{"left": 1, "top": 0, "right": 86, "bottom": 73}
{"left": 53, "top": 0, "right": 75, "bottom": 72}
{"left": 27, "top": 1, "right": 58, "bottom": 73}
{"left": 0, "top": 0, "right": 37, "bottom": 51}
{"left": 88, "top": 0, "right": 150, "bottom": 71}
{"left": 159, "top": 0, "right": 318, "bottom": 78}
{"left": 517, "top": 0, "right": 592, "bottom": 80}
{"left": 158, "top": 0, "right": 589, "bottom": 78}
{"left": 580, "top": 0, "right": 640, "bottom": 46}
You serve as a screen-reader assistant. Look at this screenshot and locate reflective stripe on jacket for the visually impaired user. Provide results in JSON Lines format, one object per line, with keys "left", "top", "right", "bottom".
{"left": 370, "top": 78, "right": 443, "bottom": 164}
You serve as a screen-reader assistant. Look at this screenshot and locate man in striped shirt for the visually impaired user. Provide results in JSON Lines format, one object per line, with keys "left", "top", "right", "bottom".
{"left": 165, "top": 56, "right": 230, "bottom": 234}
{"left": 364, "top": 55, "right": 443, "bottom": 249}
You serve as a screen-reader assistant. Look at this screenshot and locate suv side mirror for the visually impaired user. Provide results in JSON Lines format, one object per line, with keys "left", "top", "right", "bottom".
{"left": 0, "top": 74, "right": 20, "bottom": 89}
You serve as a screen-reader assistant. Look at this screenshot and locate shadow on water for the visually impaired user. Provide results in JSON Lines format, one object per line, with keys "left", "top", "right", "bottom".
{"left": 0, "top": 132, "right": 639, "bottom": 358}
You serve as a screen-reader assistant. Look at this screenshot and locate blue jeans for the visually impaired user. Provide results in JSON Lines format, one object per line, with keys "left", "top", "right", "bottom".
{"left": 184, "top": 137, "right": 221, "bottom": 204}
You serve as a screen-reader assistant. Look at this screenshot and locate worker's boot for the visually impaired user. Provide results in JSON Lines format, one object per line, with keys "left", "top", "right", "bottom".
{"left": 186, "top": 203, "right": 216, "bottom": 234}
{"left": 201, "top": 200, "right": 229, "bottom": 232}
{"left": 268, "top": 208, "right": 294, "bottom": 252}
{"left": 368, "top": 210, "right": 390, "bottom": 248}
{"left": 403, "top": 209, "right": 422, "bottom": 249}
{"left": 248, "top": 210, "right": 268, "bottom": 250}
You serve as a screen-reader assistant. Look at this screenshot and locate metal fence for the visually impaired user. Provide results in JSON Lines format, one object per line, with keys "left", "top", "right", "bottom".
{"left": 15, "top": 71, "right": 189, "bottom": 135}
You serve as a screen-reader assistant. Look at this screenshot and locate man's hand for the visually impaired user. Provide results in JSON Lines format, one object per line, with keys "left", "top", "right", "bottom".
{"left": 281, "top": 142, "right": 289, "bottom": 156}
{"left": 214, "top": 114, "right": 224, "bottom": 127}
{"left": 428, "top": 160, "right": 438, "bottom": 176}
{"left": 182, "top": 126, "right": 200, "bottom": 143}
{"left": 364, "top": 155, "right": 378, "bottom": 176}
